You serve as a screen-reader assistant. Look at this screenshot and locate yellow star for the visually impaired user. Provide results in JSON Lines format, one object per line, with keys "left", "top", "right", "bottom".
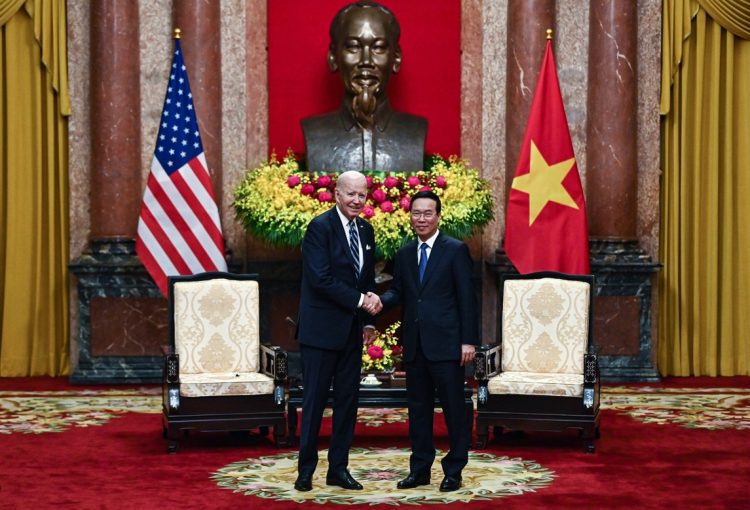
{"left": 511, "top": 140, "right": 578, "bottom": 225}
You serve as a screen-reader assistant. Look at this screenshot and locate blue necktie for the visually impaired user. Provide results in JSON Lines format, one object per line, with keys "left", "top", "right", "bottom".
{"left": 418, "top": 243, "right": 428, "bottom": 283}
{"left": 349, "top": 221, "right": 360, "bottom": 279}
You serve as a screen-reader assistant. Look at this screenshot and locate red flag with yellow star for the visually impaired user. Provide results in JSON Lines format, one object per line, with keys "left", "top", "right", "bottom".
{"left": 504, "top": 39, "right": 590, "bottom": 275}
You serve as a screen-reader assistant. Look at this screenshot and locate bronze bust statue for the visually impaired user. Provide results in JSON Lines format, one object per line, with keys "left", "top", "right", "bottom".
{"left": 302, "top": 1, "right": 427, "bottom": 173}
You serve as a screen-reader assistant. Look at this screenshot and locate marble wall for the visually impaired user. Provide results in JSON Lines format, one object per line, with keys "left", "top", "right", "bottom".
{"left": 67, "top": 0, "right": 662, "bottom": 366}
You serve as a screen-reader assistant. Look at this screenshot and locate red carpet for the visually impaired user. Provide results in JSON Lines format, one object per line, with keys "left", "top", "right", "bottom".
{"left": 1, "top": 377, "right": 749, "bottom": 509}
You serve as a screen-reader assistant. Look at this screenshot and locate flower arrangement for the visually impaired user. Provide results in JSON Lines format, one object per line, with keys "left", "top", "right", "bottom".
{"left": 362, "top": 321, "right": 402, "bottom": 372}
{"left": 233, "top": 153, "right": 494, "bottom": 260}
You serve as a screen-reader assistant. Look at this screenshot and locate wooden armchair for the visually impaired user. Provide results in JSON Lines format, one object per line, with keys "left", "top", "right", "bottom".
{"left": 162, "top": 272, "right": 287, "bottom": 452}
{"left": 475, "top": 272, "right": 600, "bottom": 452}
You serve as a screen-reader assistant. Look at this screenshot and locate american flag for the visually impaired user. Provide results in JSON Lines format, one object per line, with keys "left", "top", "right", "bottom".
{"left": 136, "top": 38, "right": 227, "bottom": 296}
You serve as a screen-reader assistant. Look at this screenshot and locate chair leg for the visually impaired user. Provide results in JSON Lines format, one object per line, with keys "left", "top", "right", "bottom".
{"left": 476, "top": 420, "right": 489, "bottom": 448}
{"left": 273, "top": 424, "right": 285, "bottom": 447}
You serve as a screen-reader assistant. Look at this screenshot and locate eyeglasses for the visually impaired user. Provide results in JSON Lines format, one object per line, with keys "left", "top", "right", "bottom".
{"left": 410, "top": 211, "right": 436, "bottom": 219}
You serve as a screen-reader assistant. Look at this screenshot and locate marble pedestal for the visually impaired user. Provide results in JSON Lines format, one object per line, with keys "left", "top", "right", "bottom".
{"left": 489, "top": 239, "right": 661, "bottom": 382}
{"left": 69, "top": 240, "right": 166, "bottom": 384}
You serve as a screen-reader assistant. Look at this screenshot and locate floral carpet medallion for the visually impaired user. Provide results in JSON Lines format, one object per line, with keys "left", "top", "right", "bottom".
{"left": 0, "top": 389, "right": 161, "bottom": 434}
{"left": 323, "top": 407, "right": 426, "bottom": 426}
{"left": 212, "top": 447, "right": 554, "bottom": 505}
{"left": 602, "top": 386, "right": 750, "bottom": 430}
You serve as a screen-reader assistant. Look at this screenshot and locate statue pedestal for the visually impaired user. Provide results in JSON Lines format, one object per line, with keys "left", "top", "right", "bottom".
{"left": 489, "top": 239, "right": 661, "bottom": 382}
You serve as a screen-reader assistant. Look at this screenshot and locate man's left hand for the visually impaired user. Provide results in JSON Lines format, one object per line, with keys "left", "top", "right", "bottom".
{"left": 460, "top": 344, "right": 476, "bottom": 367}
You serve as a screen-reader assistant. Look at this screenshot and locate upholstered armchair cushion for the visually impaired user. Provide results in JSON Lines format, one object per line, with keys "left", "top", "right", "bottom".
{"left": 173, "top": 278, "right": 269, "bottom": 396}
{"left": 491, "top": 277, "right": 590, "bottom": 397}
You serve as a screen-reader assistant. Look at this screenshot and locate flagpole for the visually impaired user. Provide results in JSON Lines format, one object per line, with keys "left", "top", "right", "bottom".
{"left": 173, "top": 27, "right": 181, "bottom": 39}
{"left": 546, "top": 28, "right": 552, "bottom": 40}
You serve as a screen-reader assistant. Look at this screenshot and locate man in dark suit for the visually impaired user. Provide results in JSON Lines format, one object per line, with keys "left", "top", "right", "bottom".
{"left": 380, "top": 190, "right": 478, "bottom": 492}
{"left": 294, "top": 170, "right": 382, "bottom": 492}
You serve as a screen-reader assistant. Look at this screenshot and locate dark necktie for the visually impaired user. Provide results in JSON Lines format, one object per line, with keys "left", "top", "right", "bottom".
{"left": 418, "top": 242, "right": 428, "bottom": 283}
{"left": 349, "top": 220, "right": 360, "bottom": 279}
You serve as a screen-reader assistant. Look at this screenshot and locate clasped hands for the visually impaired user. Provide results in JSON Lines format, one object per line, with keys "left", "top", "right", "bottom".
{"left": 361, "top": 291, "right": 382, "bottom": 316}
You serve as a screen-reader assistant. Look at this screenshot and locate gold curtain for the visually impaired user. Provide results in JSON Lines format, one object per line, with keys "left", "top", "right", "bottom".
{"left": 659, "top": 0, "right": 750, "bottom": 375}
{"left": 0, "top": 0, "right": 70, "bottom": 376}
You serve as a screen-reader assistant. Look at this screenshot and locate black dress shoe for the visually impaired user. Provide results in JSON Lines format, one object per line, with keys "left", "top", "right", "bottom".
{"left": 326, "top": 470, "right": 363, "bottom": 490}
{"left": 439, "top": 475, "right": 462, "bottom": 492}
{"left": 396, "top": 472, "right": 430, "bottom": 489}
{"left": 294, "top": 475, "right": 312, "bottom": 491}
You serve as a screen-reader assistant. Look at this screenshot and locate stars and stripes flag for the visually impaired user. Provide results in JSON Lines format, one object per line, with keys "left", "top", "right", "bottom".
{"left": 136, "top": 36, "right": 227, "bottom": 296}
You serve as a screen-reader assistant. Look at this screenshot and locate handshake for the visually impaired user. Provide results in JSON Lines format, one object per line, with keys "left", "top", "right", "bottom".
{"left": 361, "top": 291, "right": 382, "bottom": 315}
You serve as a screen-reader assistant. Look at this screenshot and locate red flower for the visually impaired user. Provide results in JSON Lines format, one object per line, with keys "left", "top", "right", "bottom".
{"left": 318, "top": 191, "right": 333, "bottom": 202}
{"left": 300, "top": 183, "right": 315, "bottom": 196}
{"left": 372, "top": 188, "right": 387, "bottom": 203}
{"left": 365, "top": 175, "right": 374, "bottom": 188}
{"left": 399, "top": 196, "right": 411, "bottom": 211}
{"left": 391, "top": 345, "right": 403, "bottom": 356}
{"left": 419, "top": 185, "right": 432, "bottom": 192}
{"left": 383, "top": 176, "right": 399, "bottom": 189}
{"left": 316, "top": 175, "right": 332, "bottom": 188}
{"left": 363, "top": 205, "right": 375, "bottom": 218}
{"left": 435, "top": 175, "right": 447, "bottom": 188}
{"left": 287, "top": 175, "right": 301, "bottom": 188}
{"left": 407, "top": 176, "right": 421, "bottom": 188}
{"left": 367, "top": 345, "right": 384, "bottom": 359}
{"left": 379, "top": 201, "right": 394, "bottom": 213}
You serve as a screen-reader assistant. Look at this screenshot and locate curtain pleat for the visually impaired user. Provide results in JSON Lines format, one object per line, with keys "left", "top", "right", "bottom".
{"left": 659, "top": 4, "right": 750, "bottom": 376}
{"left": 0, "top": 0, "right": 69, "bottom": 376}
{"left": 697, "top": 0, "right": 750, "bottom": 39}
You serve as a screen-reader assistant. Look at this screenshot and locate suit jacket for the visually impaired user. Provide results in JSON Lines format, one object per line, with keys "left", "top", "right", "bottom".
{"left": 302, "top": 102, "right": 427, "bottom": 173}
{"left": 297, "top": 207, "right": 377, "bottom": 350}
{"left": 381, "top": 233, "right": 479, "bottom": 362}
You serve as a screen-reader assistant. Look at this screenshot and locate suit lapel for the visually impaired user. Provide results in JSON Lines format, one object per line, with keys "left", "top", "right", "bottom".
{"left": 329, "top": 208, "right": 357, "bottom": 270}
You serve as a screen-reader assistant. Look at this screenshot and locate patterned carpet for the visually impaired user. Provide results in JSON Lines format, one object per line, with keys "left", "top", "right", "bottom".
{"left": 1, "top": 384, "right": 749, "bottom": 506}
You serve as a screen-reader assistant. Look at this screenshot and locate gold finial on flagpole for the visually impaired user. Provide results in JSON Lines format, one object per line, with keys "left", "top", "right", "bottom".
{"left": 173, "top": 27, "right": 181, "bottom": 39}
{"left": 546, "top": 28, "right": 553, "bottom": 40}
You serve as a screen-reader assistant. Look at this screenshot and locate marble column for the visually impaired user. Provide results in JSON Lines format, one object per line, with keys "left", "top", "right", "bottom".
{"left": 70, "top": 0, "right": 167, "bottom": 383}
{"left": 504, "top": 0, "right": 556, "bottom": 198}
{"left": 584, "top": 1, "right": 659, "bottom": 381}
{"left": 89, "top": 0, "right": 141, "bottom": 238}
{"left": 173, "top": 0, "right": 223, "bottom": 202}
{"left": 586, "top": 1, "right": 637, "bottom": 239}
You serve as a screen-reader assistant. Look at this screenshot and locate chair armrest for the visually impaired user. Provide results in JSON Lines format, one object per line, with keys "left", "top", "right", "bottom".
{"left": 474, "top": 343, "right": 501, "bottom": 382}
{"left": 582, "top": 352, "right": 599, "bottom": 409}
{"left": 260, "top": 343, "right": 288, "bottom": 382}
{"left": 163, "top": 350, "right": 179, "bottom": 384}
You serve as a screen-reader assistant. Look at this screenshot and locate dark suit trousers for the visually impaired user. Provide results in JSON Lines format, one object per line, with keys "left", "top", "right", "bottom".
{"left": 405, "top": 339, "right": 469, "bottom": 478}
{"left": 298, "top": 327, "right": 361, "bottom": 477}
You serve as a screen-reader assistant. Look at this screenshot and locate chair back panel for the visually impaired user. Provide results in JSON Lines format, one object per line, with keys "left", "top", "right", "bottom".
{"left": 501, "top": 277, "right": 590, "bottom": 375}
{"left": 173, "top": 278, "right": 260, "bottom": 374}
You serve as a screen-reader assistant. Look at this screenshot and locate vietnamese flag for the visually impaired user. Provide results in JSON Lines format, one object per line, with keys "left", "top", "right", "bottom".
{"left": 504, "top": 38, "right": 590, "bottom": 275}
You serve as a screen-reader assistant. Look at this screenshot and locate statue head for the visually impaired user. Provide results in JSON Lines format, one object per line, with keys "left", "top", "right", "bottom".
{"left": 327, "top": 2, "right": 402, "bottom": 129}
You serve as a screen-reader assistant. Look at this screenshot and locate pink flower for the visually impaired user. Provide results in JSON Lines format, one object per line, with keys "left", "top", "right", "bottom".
{"left": 419, "top": 185, "right": 431, "bottom": 192}
{"left": 365, "top": 175, "right": 374, "bottom": 188}
{"left": 379, "top": 201, "right": 394, "bottom": 213}
{"left": 383, "top": 176, "right": 399, "bottom": 189}
{"left": 407, "top": 176, "right": 421, "bottom": 187}
{"left": 317, "top": 191, "right": 333, "bottom": 202}
{"left": 399, "top": 196, "right": 411, "bottom": 211}
{"left": 372, "top": 188, "right": 387, "bottom": 203}
{"left": 435, "top": 175, "right": 447, "bottom": 188}
{"left": 300, "top": 183, "right": 315, "bottom": 196}
{"left": 391, "top": 345, "right": 403, "bottom": 356}
{"left": 287, "top": 175, "right": 301, "bottom": 188}
{"left": 316, "top": 175, "right": 332, "bottom": 188}
{"left": 362, "top": 205, "right": 375, "bottom": 218}
{"left": 367, "top": 345, "right": 384, "bottom": 359}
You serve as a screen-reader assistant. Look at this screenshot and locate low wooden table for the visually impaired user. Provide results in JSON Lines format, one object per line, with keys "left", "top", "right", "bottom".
{"left": 286, "top": 376, "right": 474, "bottom": 444}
